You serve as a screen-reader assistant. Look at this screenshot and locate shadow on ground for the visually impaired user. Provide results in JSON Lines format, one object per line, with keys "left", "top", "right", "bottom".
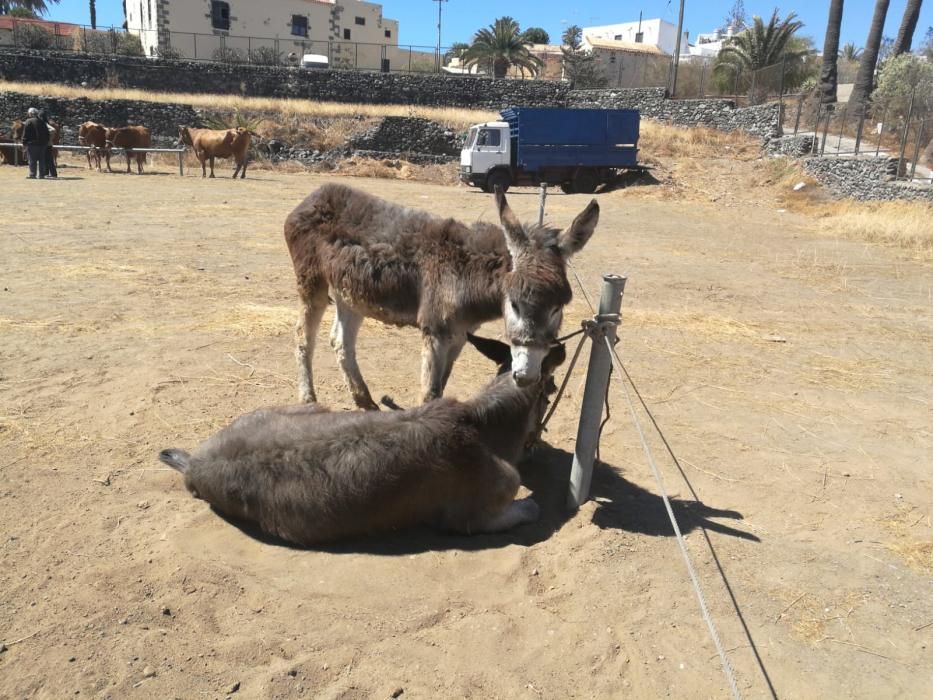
{"left": 213, "top": 442, "right": 758, "bottom": 554}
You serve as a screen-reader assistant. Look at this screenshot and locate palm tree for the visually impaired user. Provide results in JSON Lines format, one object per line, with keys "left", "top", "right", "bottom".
{"left": 839, "top": 42, "right": 863, "bottom": 60}
{"left": 849, "top": 0, "right": 891, "bottom": 116}
{"left": 89, "top": 0, "right": 96, "bottom": 29}
{"left": 891, "top": 0, "right": 923, "bottom": 56}
{"left": 0, "top": 0, "right": 59, "bottom": 14}
{"left": 462, "top": 16, "right": 543, "bottom": 79}
{"left": 521, "top": 27, "right": 550, "bottom": 45}
{"left": 819, "top": 0, "right": 845, "bottom": 104}
{"left": 717, "top": 11, "right": 804, "bottom": 71}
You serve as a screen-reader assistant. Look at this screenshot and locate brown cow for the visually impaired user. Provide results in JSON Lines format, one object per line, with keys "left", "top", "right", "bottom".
{"left": 0, "top": 125, "right": 24, "bottom": 165}
{"left": 105, "top": 125, "right": 151, "bottom": 174}
{"left": 179, "top": 126, "right": 252, "bottom": 179}
{"left": 77, "top": 121, "right": 110, "bottom": 171}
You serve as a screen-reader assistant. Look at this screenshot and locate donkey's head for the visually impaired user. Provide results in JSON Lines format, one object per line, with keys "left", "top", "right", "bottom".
{"left": 468, "top": 333, "right": 567, "bottom": 448}
{"left": 495, "top": 188, "right": 598, "bottom": 387}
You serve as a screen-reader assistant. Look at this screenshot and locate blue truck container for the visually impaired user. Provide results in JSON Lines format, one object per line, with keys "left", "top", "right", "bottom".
{"left": 460, "top": 106, "right": 641, "bottom": 194}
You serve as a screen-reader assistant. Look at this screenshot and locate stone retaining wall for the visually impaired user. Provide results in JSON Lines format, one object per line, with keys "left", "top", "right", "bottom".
{"left": 801, "top": 156, "right": 933, "bottom": 202}
{"left": 0, "top": 88, "right": 201, "bottom": 141}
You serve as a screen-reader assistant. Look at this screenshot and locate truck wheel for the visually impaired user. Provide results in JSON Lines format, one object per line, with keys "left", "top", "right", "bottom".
{"left": 572, "top": 169, "right": 599, "bottom": 195}
{"left": 484, "top": 170, "right": 511, "bottom": 194}
{"left": 559, "top": 182, "right": 575, "bottom": 194}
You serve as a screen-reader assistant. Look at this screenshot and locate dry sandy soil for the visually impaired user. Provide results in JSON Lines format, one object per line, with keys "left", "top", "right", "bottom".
{"left": 0, "top": 160, "right": 931, "bottom": 700}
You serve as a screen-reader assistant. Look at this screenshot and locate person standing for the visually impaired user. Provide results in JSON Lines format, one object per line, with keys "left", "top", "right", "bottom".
{"left": 38, "top": 109, "right": 58, "bottom": 179}
{"left": 21, "top": 107, "right": 49, "bottom": 180}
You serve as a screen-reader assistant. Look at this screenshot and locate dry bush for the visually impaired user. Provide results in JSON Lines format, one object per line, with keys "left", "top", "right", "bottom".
{"left": 639, "top": 121, "right": 760, "bottom": 160}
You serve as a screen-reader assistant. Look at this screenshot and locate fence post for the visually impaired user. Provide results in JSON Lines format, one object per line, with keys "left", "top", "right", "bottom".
{"left": 793, "top": 95, "right": 803, "bottom": 136}
{"left": 537, "top": 183, "right": 548, "bottom": 227}
{"left": 177, "top": 149, "right": 184, "bottom": 177}
{"left": 908, "top": 120, "right": 925, "bottom": 182}
{"left": 820, "top": 107, "right": 831, "bottom": 156}
{"left": 567, "top": 274, "right": 626, "bottom": 509}
{"left": 811, "top": 100, "right": 823, "bottom": 154}
{"left": 836, "top": 107, "right": 847, "bottom": 156}
{"left": 854, "top": 110, "right": 865, "bottom": 155}
{"left": 875, "top": 106, "right": 888, "bottom": 157}
{"left": 193, "top": 33, "right": 197, "bottom": 60}
{"left": 778, "top": 54, "right": 786, "bottom": 115}
{"left": 897, "top": 87, "right": 917, "bottom": 180}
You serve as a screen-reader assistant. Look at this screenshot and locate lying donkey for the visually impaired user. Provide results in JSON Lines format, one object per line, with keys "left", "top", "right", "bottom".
{"left": 284, "top": 183, "right": 598, "bottom": 409}
{"left": 158, "top": 335, "right": 566, "bottom": 546}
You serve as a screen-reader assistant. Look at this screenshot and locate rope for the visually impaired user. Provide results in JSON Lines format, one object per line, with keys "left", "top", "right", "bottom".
{"left": 539, "top": 323, "right": 590, "bottom": 434}
{"left": 604, "top": 335, "right": 743, "bottom": 700}
{"left": 562, "top": 260, "right": 743, "bottom": 699}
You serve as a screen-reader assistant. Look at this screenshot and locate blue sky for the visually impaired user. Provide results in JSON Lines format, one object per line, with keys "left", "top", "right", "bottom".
{"left": 41, "top": 1, "right": 933, "bottom": 51}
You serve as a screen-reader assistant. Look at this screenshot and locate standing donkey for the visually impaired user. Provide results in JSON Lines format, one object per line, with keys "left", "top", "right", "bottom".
{"left": 284, "top": 183, "right": 599, "bottom": 409}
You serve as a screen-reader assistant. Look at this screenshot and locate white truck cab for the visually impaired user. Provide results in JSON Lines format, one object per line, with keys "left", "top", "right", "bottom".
{"left": 460, "top": 121, "right": 511, "bottom": 192}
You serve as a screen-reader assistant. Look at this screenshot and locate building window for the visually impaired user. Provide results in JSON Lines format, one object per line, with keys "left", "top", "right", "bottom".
{"left": 635, "top": 32, "right": 644, "bottom": 43}
{"left": 613, "top": 34, "right": 622, "bottom": 40}
{"left": 210, "top": 1, "right": 230, "bottom": 31}
{"left": 384, "top": 29, "right": 391, "bottom": 38}
{"left": 147, "top": 0, "right": 152, "bottom": 24}
{"left": 344, "top": 28, "right": 351, "bottom": 40}
{"left": 355, "top": 17, "right": 365, "bottom": 26}
{"left": 609, "top": 53, "right": 616, "bottom": 64}
{"left": 291, "top": 15, "right": 308, "bottom": 37}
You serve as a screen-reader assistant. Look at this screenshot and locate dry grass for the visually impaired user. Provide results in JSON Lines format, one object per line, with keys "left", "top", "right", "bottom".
{"left": 625, "top": 308, "right": 761, "bottom": 339}
{"left": 0, "top": 80, "right": 497, "bottom": 131}
{"left": 639, "top": 122, "right": 761, "bottom": 160}
{"left": 198, "top": 303, "right": 296, "bottom": 337}
{"left": 880, "top": 506, "right": 933, "bottom": 573}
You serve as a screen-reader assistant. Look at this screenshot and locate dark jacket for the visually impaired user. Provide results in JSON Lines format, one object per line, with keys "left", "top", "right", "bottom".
{"left": 21, "top": 117, "right": 50, "bottom": 146}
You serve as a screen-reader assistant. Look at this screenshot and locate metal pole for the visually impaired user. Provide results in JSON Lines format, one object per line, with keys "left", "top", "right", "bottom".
{"left": 875, "top": 106, "right": 888, "bottom": 157}
{"left": 537, "top": 183, "right": 548, "bottom": 226}
{"left": 778, "top": 54, "right": 786, "bottom": 115}
{"left": 897, "top": 88, "right": 916, "bottom": 180}
{"left": 835, "top": 107, "right": 847, "bottom": 156}
{"left": 908, "top": 120, "right": 924, "bottom": 182}
{"left": 178, "top": 149, "right": 184, "bottom": 176}
{"left": 793, "top": 95, "right": 803, "bottom": 136}
{"left": 811, "top": 100, "right": 822, "bottom": 154}
{"left": 854, "top": 110, "right": 865, "bottom": 155}
{"left": 819, "top": 109, "right": 831, "bottom": 156}
{"left": 567, "top": 274, "right": 627, "bottom": 509}
{"left": 669, "top": 0, "right": 685, "bottom": 96}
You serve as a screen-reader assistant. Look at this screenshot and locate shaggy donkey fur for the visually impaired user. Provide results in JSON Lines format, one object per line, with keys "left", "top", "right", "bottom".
{"left": 284, "top": 183, "right": 598, "bottom": 409}
{"left": 158, "top": 336, "right": 566, "bottom": 546}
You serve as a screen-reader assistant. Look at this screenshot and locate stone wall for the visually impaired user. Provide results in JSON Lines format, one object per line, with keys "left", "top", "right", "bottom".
{"left": 0, "top": 88, "right": 201, "bottom": 144}
{"left": 0, "top": 49, "right": 783, "bottom": 141}
{"left": 348, "top": 116, "right": 462, "bottom": 162}
{"left": 0, "top": 49, "right": 568, "bottom": 110}
{"left": 766, "top": 134, "right": 816, "bottom": 157}
{"left": 568, "top": 87, "right": 783, "bottom": 142}
{"left": 801, "top": 156, "right": 933, "bottom": 202}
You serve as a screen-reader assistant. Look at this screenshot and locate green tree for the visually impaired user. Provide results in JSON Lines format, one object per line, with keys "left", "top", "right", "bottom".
{"left": 850, "top": 0, "right": 891, "bottom": 115}
{"left": 922, "top": 27, "right": 933, "bottom": 59}
{"left": 561, "top": 24, "right": 607, "bottom": 88}
{"left": 0, "top": 0, "right": 59, "bottom": 14}
{"left": 462, "top": 16, "right": 543, "bottom": 79}
{"left": 891, "top": 0, "right": 923, "bottom": 56}
{"left": 872, "top": 53, "right": 933, "bottom": 118}
{"left": 839, "top": 42, "right": 862, "bottom": 60}
{"left": 443, "top": 41, "right": 469, "bottom": 62}
{"left": 818, "top": 0, "right": 845, "bottom": 104}
{"left": 521, "top": 27, "right": 550, "bottom": 45}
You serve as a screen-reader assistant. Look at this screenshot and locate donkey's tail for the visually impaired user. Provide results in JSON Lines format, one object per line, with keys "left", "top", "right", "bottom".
{"left": 159, "top": 448, "right": 191, "bottom": 474}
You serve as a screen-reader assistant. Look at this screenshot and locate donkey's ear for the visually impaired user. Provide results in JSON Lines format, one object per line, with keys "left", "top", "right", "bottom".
{"left": 467, "top": 333, "right": 512, "bottom": 369}
{"left": 557, "top": 199, "right": 600, "bottom": 258}
{"left": 495, "top": 187, "right": 528, "bottom": 260}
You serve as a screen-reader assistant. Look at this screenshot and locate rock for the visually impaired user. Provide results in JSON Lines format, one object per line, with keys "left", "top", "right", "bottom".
{"left": 161, "top": 606, "right": 171, "bottom": 616}
{"left": 0, "top": 643, "right": 7, "bottom": 654}
{"left": 227, "top": 681, "right": 241, "bottom": 694}
{"left": 142, "top": 665, "right": 156, "bottom": 678}
{"left": 390, "top": 688, "right": 404, "bottom": 698}
{"left": 793, "top": 182, "right": 807, "bottom": 191}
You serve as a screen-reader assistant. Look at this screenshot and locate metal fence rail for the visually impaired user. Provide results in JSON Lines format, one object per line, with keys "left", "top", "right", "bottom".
{"left": 0, "top": 143, "right": 187, "bottom": 175}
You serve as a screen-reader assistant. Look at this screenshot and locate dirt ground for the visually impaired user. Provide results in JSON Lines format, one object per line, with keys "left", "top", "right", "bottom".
{"left": 1, "top": 159, "right": 931, "bottom": 700}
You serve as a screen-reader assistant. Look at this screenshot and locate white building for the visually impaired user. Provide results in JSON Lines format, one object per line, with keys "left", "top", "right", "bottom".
{"left": 582, "top": 18, "right": 688, "bottom": 56}
{"left": 123, "top": 0, "right": 428, "bottom": 71}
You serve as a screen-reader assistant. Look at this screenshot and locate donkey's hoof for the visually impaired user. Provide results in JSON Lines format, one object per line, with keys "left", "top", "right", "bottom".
{"left": 380, "top": 395, "right": 404, "bottom": 411}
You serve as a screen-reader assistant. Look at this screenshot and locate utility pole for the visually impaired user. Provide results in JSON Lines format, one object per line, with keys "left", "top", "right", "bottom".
{"left": 669, "top": 0, "right": 685, "bottom": 97}
{"left": 433, "top": 0, "right": 449, "bottom": 73}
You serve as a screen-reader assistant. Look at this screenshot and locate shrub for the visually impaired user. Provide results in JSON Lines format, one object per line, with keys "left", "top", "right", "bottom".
{"left": 13, "top": 23, "right": 55, "bottom": 50}
{"left": 154, "top": 45, "right": 183, "bottom": 60}
{"left": 248, "top": 46, "right": 282, "bottom": 66}
{"left": 871, "top": 54, "right": 933, "bottom": 120}
{"left": 74, "top": 29, "right": 144, "bottom": 56}
{"left": 212, "top": 46, "right": 247, "bottom": 64}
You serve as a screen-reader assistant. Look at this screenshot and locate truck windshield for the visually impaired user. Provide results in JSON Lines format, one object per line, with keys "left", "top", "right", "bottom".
{"left": 465, "top": 127, "right": 478, "bottom": 149}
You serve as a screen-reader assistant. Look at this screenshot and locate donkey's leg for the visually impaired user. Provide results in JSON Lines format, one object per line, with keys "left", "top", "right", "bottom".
{"left": 442, "top": 456, "right": 540, "bottom": 534}
{"left": 331, "top": 299, "right": 379, "bottom": 411}
{"left": 439, "top": 330, "right": 468, "bottom": 392}
{"left": 295, "top": 287, "right": 328, "bottom": 403}
{"left": 420, "top": 331, "right": 456, "bottom": 403}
